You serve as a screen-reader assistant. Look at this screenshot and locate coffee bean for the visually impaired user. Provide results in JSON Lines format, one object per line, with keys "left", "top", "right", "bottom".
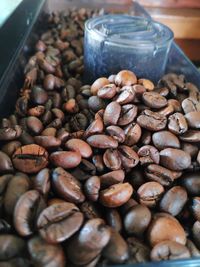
{"left": 92, "top": 154, "right": 105, "bottom": 173}
{"left": 137, "top": 182, "right": 164, "bottom": 208}
{"left": 124, "top": 123, "right": 141, "bottom": 146}
{"left": 100, "top": 170, "right": 125, "bottom": 187}
{"left": 65, "top": 138, "right": 92, "bottom": 158}
{"left": 103, "top": 101, "right": 121, "bottom": 126}
{"left": 52, "top": 167, "right": 85, "bottom": 203}
{"left": 106, "top": 125, "right": 125, "bottom": 143}
{"left": 160, "top": 186, "right": 187, "bottom": 216}
{"left": 14, "top": 190, "right": 46, "bottom": 236}
{"left": 160, "top": 148, "right": 191, "bottom": 171}
{"left": 99, "top": 183, "right": 133, "bottom": 207}
{"left": 2, "top": 141, "right": 22, "bottom": 157}
{"left": 84, "top": 176, "right": 100, "bottom": 202}
{"left": 87, "top": 134, "right": 118, "bottom": 149}
{"left": 34, "top": 135, "right": 61, "bottom": 149}
{"left": 12, "top": 144, "right": 48, "bottom": 173}
{"left": 138, "top": 78, "right": 154, "bottom": 91}
{"left": 145, "top": 164, "right": 182, "bottom": 186}
{"left": 37, "top": 202, "right": 83, "bottom": 243}
{"left": 66, "top": 219, "right": 111, "bottom": 265}
{"left": 30, "top": 86, "right": 48, "bottom": 105}
{"left": 33, "top": 168, "right": 50, "bottom": 195}
{"left": 97, "top": 84, "right": 117, "bottom": 99}
{"left": 127, "top": 237, "right": 150, "bottom": 263}
{"left": 179, "top": 130, "right": 200, "bottom": 142}
{"left": 151, "top": 241, "right": 190, "bottom": 261}
{"left": 192, "top": 221, "right": 200, "bottom": 249}
{"left": 191, "top": 197, "right": 200, "bottom": 221}
{"left": 85, "top": 118, "right": 104, "bottom": 137}
{"left": 182, "top": 143, "right": 199, "bottom": 159}
{"left": 182, "top": 97, "right": 200, "bottom": 114}
{"left": 138, "top": 145, "right": 160, "bottom": 165}
{"left": 168, "top": 112, "right": 188, "bottom": 135}
{"left": 106, "top": 209, "right": 122, "bottom": 232}
{"left": 142, "top": 92, "right": 167, "bottom": 109}
{"left": 185, "top": 111, "right": 200, "bottom": 129}
{"left": 0, "top": 234, "right": 26, "bottom": 261}
{"left": 137, "top": 110, "right": 167, "bottom": 131}
{"left": 0, "top": 151, "right": 13, "bottom": 173}
{"left": 103, "top": 229, "right": 129, "bottom": 263}
{"left": 91, "top": 77, "right": 109, "bottom": 95}
{"left": 103, "top": 149, "right": 121, "bottom": 170}
{"left": 115, "top": 70, "right": 137, "bottom": 87}
{"left": 182, "top": 172, "right": 200, "bottom": 195}
{"left": 28, "top": 236, "right": 65, "bottom": 267}
{"left": 115, "top": 86, "right": 135, "bottom": 105}
{"left": 147, "top": 214, "right": 186, "bottom": 246}
{"left": 124, "top": 204, "right": 151, "bottom": 236}
{"left": 118, "top": 145, "right": 139, "bottom": 169}
{"left": 88, "top": 96, "right": 106, "bottom": 112}
{"left": 0, "top": 126, "right": 22, "bottom": 141}
{"left": 152, "top": 131, "right": 180, "bottom": 150}
{"left": 50, "top": 151, "right": 81, "bottom": 169}
{"left": 118, "top": 104, "right": 138, "bottom": 126}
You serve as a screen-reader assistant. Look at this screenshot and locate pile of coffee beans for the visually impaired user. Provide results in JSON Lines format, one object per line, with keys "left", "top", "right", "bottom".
{"left": 0, "top": 8, "right": 200, "bottom": 267}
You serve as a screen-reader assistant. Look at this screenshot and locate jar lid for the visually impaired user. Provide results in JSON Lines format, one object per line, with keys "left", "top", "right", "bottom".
{"left": 85, "top": 15, "right": 174, "bottom": 49}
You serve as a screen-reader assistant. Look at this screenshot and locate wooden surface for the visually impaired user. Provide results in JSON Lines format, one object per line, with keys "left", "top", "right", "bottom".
{"left": 137, "top": 0, "right": 200, "bottom": 8}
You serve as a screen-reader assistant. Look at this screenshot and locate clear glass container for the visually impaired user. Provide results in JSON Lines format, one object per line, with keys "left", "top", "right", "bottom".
{"left": 84, "top": 14, "right": 174, "bottom": 83}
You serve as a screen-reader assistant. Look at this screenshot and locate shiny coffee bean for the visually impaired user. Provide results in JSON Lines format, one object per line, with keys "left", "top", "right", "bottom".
{"left": 138, "top": 78, "right": 154, "bottom": 91}
{"left": 118, "top": 104, "right": 138, "bottom": 126}
{"left": 182, "top": 97, "right": 200, "bottom": 114}
{"left": 115, "top": 70, "right": 137, "bottom": 87}
{"left": 168, "top": 112, "right": 188, "bottom": 135}
{"left": 99, "top": 182, "right": 133, "bottom": 207}
{"left": 103, "top": 229, "right": 129, "bottom": 263}
{"left": 103, "top": 101, "right": 121, "bottom": 126}
{"left": 152, "top": 131, "right": 180, "bottom": 150}
{"left": 103, "top": 149, "right": 121, "bottom": 170}
{"left": 182, "top": 172, "right": 200, "bottom": 195}
{"left": 147, "top": 214, "right": 186, "bottom": 246}
{"left": 100, "top": 170, "right": 125, "bottom": 187}
{"left": 12, "top": 144, "right": 48, "bottom": 173}
{"left": 138, "top": 145, "right": 160, "bottom": 165}
{"left": 106, "top": 125, "right": 125, "bottom": 143}
{"left": 185, "top": 111, "right": 200, "bottom": 129}
{"left": 191, "top": 197, "right": 200, "bottom": 221}
{"left": 151, "top": 241, "right": 190, "bottom": 261}
{"left": 97, "top": 84, "right": 117, "bottom": 99}
{"left": 137, "top": 182, "right": 164, "bottom": 208}
{"left": 52, "top": 167, "right": 85, "bottom": 203}
{"left": 37, "top": 202, "right": 83, "bottom": 243}
{"left": 50, "top": 151, "right": 81, "bottom": 169}
{"left": 65, "top": 138, "right": 92, "bottom": 158}
{"left": 124, "top": 123, "right": 142, "bottom": 146}
{"left": 0, "top": 125, "right": 22, "bottom": 141}
{"left": 142, "top": 92, "right": 167, "bottom": 109}
{"left": 30, "top": 86, "right": 48, "bottom": 105}
{"left": 87, "top": 134, "right": 118, "bottom": 149}
{"left": 145, "top": 164, "right": 182, "bottom": 186}
{"left": 84, "top": 176, "right": 100, "bottom": 202}
{"left": 91, "top": 77, "right": 109, "bottom": 95}
{"left": 137, "top": 110, "right": 167, "bottom": 131}
{"left": 34, "top": 135, "right": 61, "bottom": 149}
{"left": 127, "top": 237, "right": 150, "bottom": 263}
{"left": 106, "top": 209, "right": 122, "bottom": 232}
{"left": 92, "top": 154, "right": 105, "bottom": 173}
{"left": 0, "top": 151, "right": 13, "bottom": 173}
{"left": 28, "top": 236, "right": 65, "bottom": 267}
{"left": 26, "top": 116, "right": 43, "bottom": 134}
{"left": 115, "top": 86, "right": 135, "bottom": 105}
{"left": 88, "top": 96, "right": 106, "bottom": 112}
{"left": 124, "top": 204, "right": 151, "bottom": 236}
{"left": 179, "top": 130, "right": 200, "bottom": 143}
{"left": 1, "top": 141, "right": 22, "bottom": 157}
{"left": 192, "top": 221, "right": 200, "bottom": 249}
{"left": 160, "top": 186, "right": 187, "bottom": 216}
{"left": 160, "top": 148, "right": 191, "bottom": 171}
{"left": 14, "top": 190, "right": 46, "bottom": 236}
{"left": 118, "top": 145, "right": 139, "bottom": 169}
{"left": 84, "top": 118, "right": 104, "bottom": 137}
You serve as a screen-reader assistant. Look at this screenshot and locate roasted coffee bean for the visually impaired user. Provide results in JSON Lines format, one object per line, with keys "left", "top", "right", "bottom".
{"left": 124, "top": 123, "right": 141, "bottom": 146}
{"left": 137, "top": 110, "right": 167, "bottom": 131}
{"left": 0, "top": 151, "right": 13, "bottom": 173}
{"left": 14, "top": 190, "right": 46, "bottom": 236}
{"left": 97, "top": 84, "right": 117, "bottom": 99}
{"left": 127, "top": 237, "right": 150, "bottom": 263}
{"left": 99, "top": 182, "right": 133, "bottom": 207}
{"left": 0, "top": 125, "right": 22, "bottom": 141}
{"left": 106, "top": 209, "right": 122, "bottom": 232}
{"left": 52, "top": 167, "right": 85, "bottom": 203}
{"left": 138, "top": 78, "right": 154, "bottom": 91}
{"left": 91, "top": 77, "right": 109, "bottom": 95}
{"left": 70, "top": 113, "right": 88, "bottom": 131}
{"left": 140, "top": 130, "right": 151, "bottom": 145}
{"left": 179, "top": 130, "right": 200, "bottom": 142}
{"left": 106, "top": 125, "right": 125, "bottom": 143}
{"left": 0, "top": 234, "right": 26, "bottom": 261}
{"left": 103, "top": 101, "right": 121, "bottom": 126}
{"left": 192, "top": 221, "right": 200, "bottom": 249}
{"left": 87, "top": 134, "right": 118, "bottom": 149}
{"left": 37, "top": 202, "right": 83, "bottom": 243}
{"left": 191, "top": 197, "right": 200, "bottom": 221}
{"left": 137, "top": 182, "right": 164, "bottom": 208}
{"left": 103, "top": 229, "right": 129, "bottom": 263}
{"left": 152, "top": 130, "right": 180, "bottom": 150}
{"left": 115, "top": 70, "right": 137, "bottom": 87}
{"left": 147, "top": 214, "right": 186, "bottom": 246}
{"left": 145, "top": 164, "right": 181, "bottom": 186}
{"left": 182, "top": 97, "right": 200, "bottom": 114}
{"left": 115, "top": 86, "right": 135, "bottom": 104}
{"left": 33, "top": 168, "right": 50, "bottom": 195}
{"left": 84, "top": 176, "right": 100, "bottom": 202}
{"left": 160, "top": 186, "right": 187, "bottom": 216}
{"left": 88, "top": 96, "right": 106, "bottom": 112}
{"left": 1, "top": 141, "right": 22, "bottom": 157}
{"left": 50, "top": 151, "right": 81, "bottom": 169}
{"left": 182, "top": 172, "right": 200, "bottom": 195}
{"left": 92, "top": 154, "right": 105, "bottom": 173}
{"left": 151, "top": 241, "right": 190, "bottom": 261}
{"left": 30, "top": 86, "right": 48, "bottom": 105}
{"left": 185, "top": 111, "right": 200, "bottom": 129}
{"left": 4, "top": 173, "right": 30, "bottom": 216}
{"left": 103, "top": 149, "right": 121, "bottom": 170}
{"left": 84, "top": 118, "right": 104, "bottom": 137}
{"left": 138, "top": 145, "right": 160, "bottom": 165}
{"left": 65, "top": 138, "right": 92, "bottom": 158}
{"left": 66, "top": 219, "right": 111, "bottom": 265}
{"left": 34, "top": 135, "right": 61, "bottom": 149}
{"left": 142, "top": 92, "right": 167, "bottom": 109}
{"left": 100, "top": 170, "right": 125, "bottom": 187}
{"left": 182, "top": 143, "right": 199, "bottom": 159}
{"left": 118, "top": 145, "right": 139, "bottom": 169}
{"left": 168, "top": 112, "right": 188, "bottom": 135}
{"left": 28, "top": 236, "right": 65, "bottom": 267}
{"left": 118, "top": 104, "right": 138, "bottom": 126}
{"left": 124, "top": 204, "right": 151, "bottom": 236}
{"left": 12, "top": 144, "right": 48, "bottom": 173}
{"left": 160, "top": 148, "right": 191, "bottom": 171}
